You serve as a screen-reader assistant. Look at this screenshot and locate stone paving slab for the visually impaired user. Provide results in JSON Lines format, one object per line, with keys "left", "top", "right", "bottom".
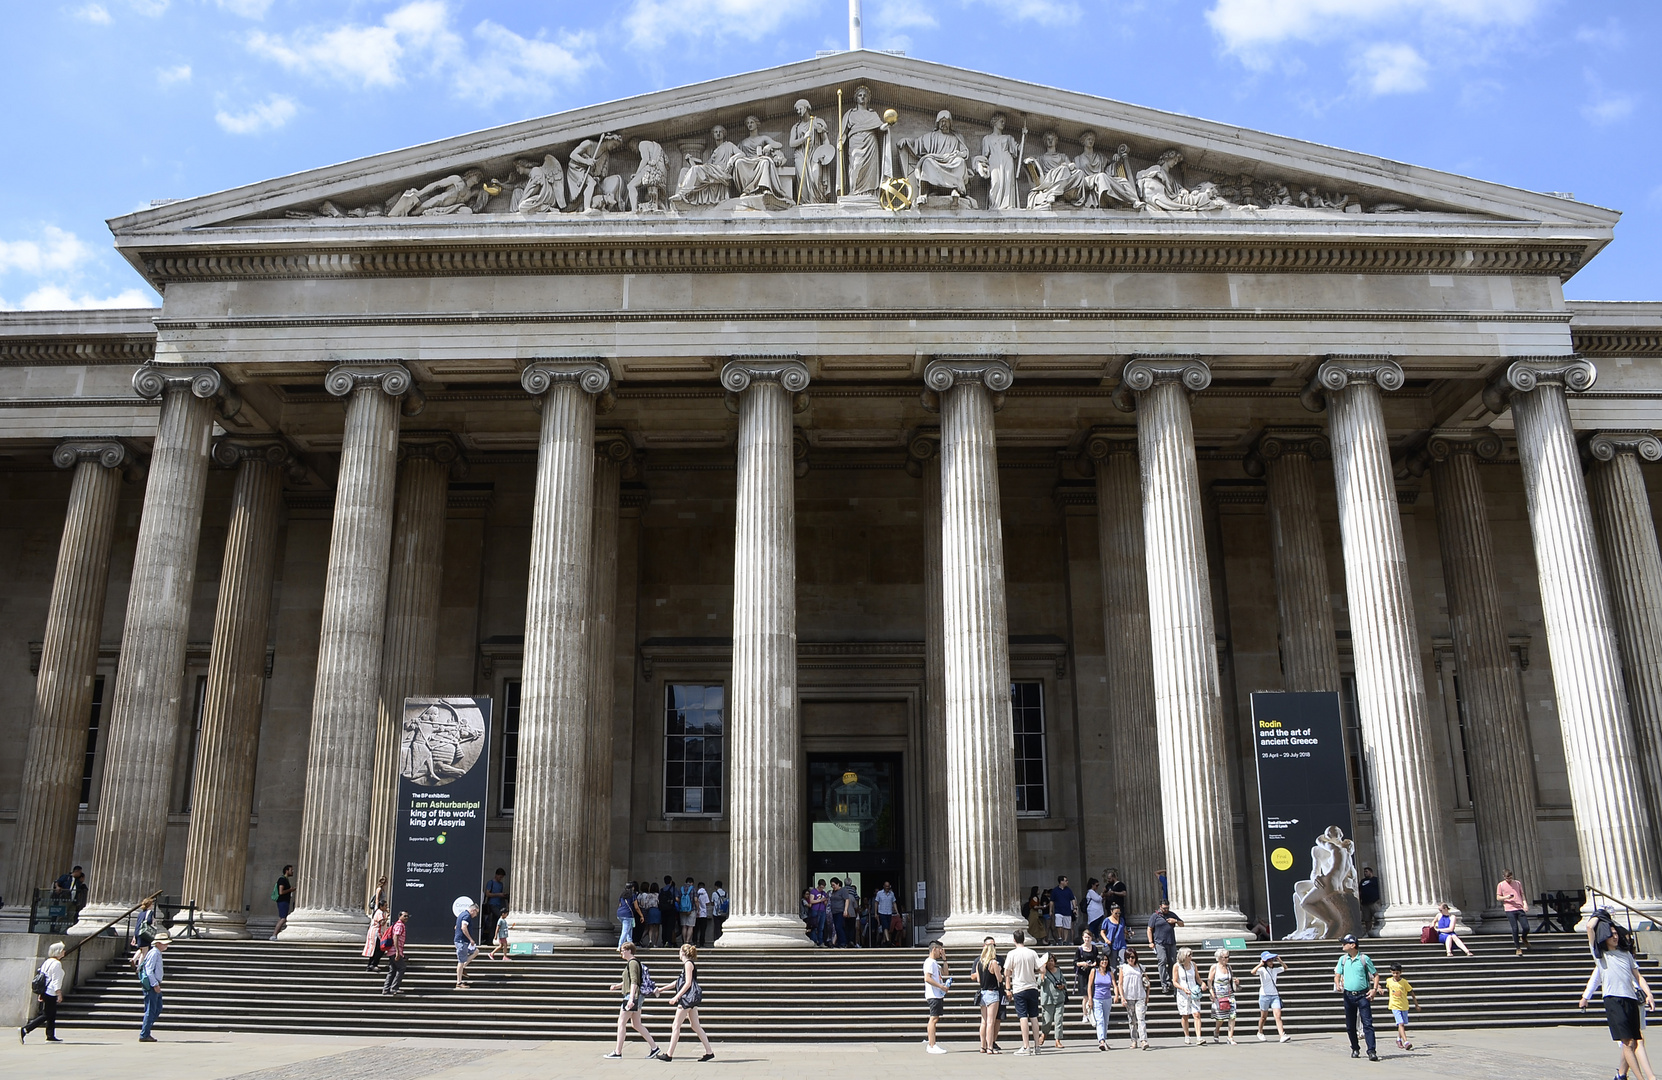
{"left": 0, "top": 1026, "right": 1637, "bottom": 1079}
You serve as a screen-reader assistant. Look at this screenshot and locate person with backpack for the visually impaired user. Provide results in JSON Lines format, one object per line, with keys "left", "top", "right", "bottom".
{"left": 618, "top": 883, "right": 639, "bottom": 949}
{"left": 712, "top": 880, "right": 729, "bottom": 941}
{"left": 694, "top": 881, "right": 711, "bottom": 946}
{"left": 272, "top": 865, "right": 294, "bottom": 938}
{"left": 639, "top": 885, "right": 661, "bottom": 948}
{"left": 21, "top": 940, "right": 65, "bottom": 1042}
{"left": 660, "top": 942, "right": 715, "bottom": 1062}
{"left": 1581, "top": 925, "right": 1659, "bottom": 1080}
{"left": 129, "top": 896, "right": 158, "bottom": 971}
{"left": 658, "top": 876, "right": 678, "bottom": 948}
{"left": 605, "top": 941, "right": 663, "bottom": 1059}
{"left": 676, "top": 877, "right": 697, "bottom": 947}
{"left": 381, "top": 912, "right": 409, "bottom": 995}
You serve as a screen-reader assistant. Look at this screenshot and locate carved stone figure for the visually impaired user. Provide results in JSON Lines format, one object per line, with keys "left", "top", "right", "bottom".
{"left": 790, "top": 99, "right": 835, "bottom": 204}
{"left": 1298, "top": 187, "right": 1356, "bottom": 212}
{"left": 670, "top": 125, "right": 741, "bottom": 209}
{"left": 1286, "top": 825, "right": 1363, "bottom": 941}
{"left": 627, "top": 140, "right": 669, "bottom": 213}
{"left": 899, "top": 110, "right": 972, "bottom": 202}
{"left": 567, "top": 133, "right": 625, "bottom": 211}
{"left": 1025, "top": 133, "right": 1143, "bottom": 211}
{"left": 385, "top": 169, "right": 489, "bottom": 217}
{"left": 733, "top": 115, "right": 793, "bottom": 208}
{"left": 514, "top": 155, "right": 567, "bottom": 215}
{"left": 1074, "top": 130, "right": 1108, "bottom": 176}
{"left": 839, "top": 85, "right": 890, "bottom": 196}
{"left": 1135, "top": 150, "right": 1231, "bottom": 212}
{"left": 973, "top": 114, "right": 1022, "bottom": 211}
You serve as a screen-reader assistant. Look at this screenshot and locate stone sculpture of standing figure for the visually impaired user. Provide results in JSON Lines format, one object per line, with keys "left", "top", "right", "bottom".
{"left": 789, "top": 99, "right": 834, "bottom": 204}
{"left": 627, "top": 140, "right": 668, "bottom": 212}
{"left": 567, "top": 133, "right": 625, "bottom": 211}
{"left": 974, "top": 114, "right": 1021, "bottom": 210}
{"left": 839, "top": 84, "right": 890, "bottom": 196}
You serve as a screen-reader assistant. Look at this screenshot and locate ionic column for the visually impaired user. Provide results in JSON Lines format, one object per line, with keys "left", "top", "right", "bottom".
{"left": 1084, "top": 430, "right": 1165, "bottom": 921}
{"left": 281, "top": 363, "right": 411, "bottom": 941}
{"left": 176, "top": 441, "right": 289, "bottom": 938}
{"left": 510, "top": 359, "right": 610, "bottom": 945}
{"left": 1245, "top": 428, "right": 1343, "bottom": 692}
{"left": 75, "top": 367, "right": 233, "bottom": 929}
{"left": 581, "top": 434, "right": 628, "bottom": 942}
{"left": 1309, "top": 357, "right": 1456, "bottom": 935}
{"left": 1122, "top": 358, "right": 1245, "bottom": 935}
{"left": 908, "top": 430, "right": 951, "bottom": 933}
{"left": 1492, "top": 357, "right": 1662, "bottom": 906}
{"left": 366, "top": 438, "right": 456, "bottom": 895}
{"left": 1587, "top": 431, "right": 1662, "bottom": 846}
{"left": 1426, "top": 432, "right": 1541, "bottom": 928}
{"left": 4, "top": 440, "right": 129, "bottom": 926}
{"left": 718, "top": 358, "right": 812, "bottom": 948}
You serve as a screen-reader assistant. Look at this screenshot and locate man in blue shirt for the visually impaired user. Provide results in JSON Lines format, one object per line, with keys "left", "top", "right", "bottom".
{"left": 455, "top": 903, "right": 480, "bottom": 989}
{"left": 138, "top": 933, "right": 169, "bottom": 1041}
{"left": 1332, "top": 933, "right": 1380, "bottom": 1060}
{"left": 1050, "top": 876, "right": 1076, "bottom": 946}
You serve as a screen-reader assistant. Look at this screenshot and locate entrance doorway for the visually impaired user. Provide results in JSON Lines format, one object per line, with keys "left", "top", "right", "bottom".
{"left": 807, "top": 754, "right": 904, "bottom": 901}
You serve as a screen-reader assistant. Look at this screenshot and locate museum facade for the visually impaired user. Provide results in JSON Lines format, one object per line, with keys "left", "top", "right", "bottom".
{"left": 2, "top": 51, "right": 1661, "bottom": 945}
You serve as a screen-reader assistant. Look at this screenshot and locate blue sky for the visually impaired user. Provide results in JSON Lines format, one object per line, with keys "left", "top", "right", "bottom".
{"left": 1, "top": 0, "right": 1657, "bottom": 309}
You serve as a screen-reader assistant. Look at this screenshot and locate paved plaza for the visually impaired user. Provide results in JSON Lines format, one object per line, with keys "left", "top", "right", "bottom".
{"left": 2, "top": 1026, "right": 1640, "bottom": 1080}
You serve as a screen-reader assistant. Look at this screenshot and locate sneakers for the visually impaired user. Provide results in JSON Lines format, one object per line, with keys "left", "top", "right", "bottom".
{"left": 1013, "top": 1047, "right": 1030, "bottom": 1056}
{"left": 926, "top": 1045, "right": 947, "bottom": 1055}
{"left": 699, "top": 1053, "right": 715, "bottom": 1061}
{"left": 1280, "top": 1035, "right": 1291, "bottom": 1043}
{"left": 658, "top": 1056, "right": 673, "bottom": 1063}
{"left": 139, "top": 1035, "right": 158, "bottom": 1043}
{"left": 1258, "top": 1033, "right": 1267, "bottom": 1042}
{"left": 647, "top": 1047, "right": 662, "bottom": 1059}
{"left": 603, "top": 1052, "right": 622, "bottom": 1059}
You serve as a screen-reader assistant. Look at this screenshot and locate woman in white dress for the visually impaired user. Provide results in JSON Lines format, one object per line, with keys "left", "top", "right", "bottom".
{"left": 1173, "top": 945, "right": 1205, "bottom": 1044}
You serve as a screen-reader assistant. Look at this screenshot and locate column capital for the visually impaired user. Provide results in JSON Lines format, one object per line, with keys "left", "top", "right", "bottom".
{"left": 1482, "top": 356, "right": 1597, "bottom": 414}
{"left": 721, "top": 356, "right": 810, "bottom": 394}
{"left": 1588, "top": 430, "right": 1662, "bottom": 463}
{"left": 904, "top": 427, "right": 939, "bottom": 475}
{"left": 1084, "top": 426, "right": 1139, "bottom": 461}
{"left": 594, "top": 431, "right": 640, "bottom": 479}
{"left": 211, "top": 438, "right": 294, "bottom": 469}
{"left": 1243, "top": 425, "right": 1329, "bottom": 477}
{"left": 53, "top": 438, "right": 131, "bottom": 470}
{"left": 132, "top": 363, "right": 242, "bottom": 419}
{"left": 1301, "top": 355, "right": 1403, "bottom": 411}
{"left": 521, "top": 358, "right": 613, "bottom": 397}
{"left": 398, "top": 433, "right": 468, "bottom": 479}
{"left": 1121, "top": 355, "right": 1211, "bottom": 394}
{"left": 325, "top": 362, "right": 413, "bottom": 400}
{"left": 923, "top": 356, "right": 1012, "bottom": 393}
{"left": 1427, "top": 430, "right": 1504, "bottom": 463}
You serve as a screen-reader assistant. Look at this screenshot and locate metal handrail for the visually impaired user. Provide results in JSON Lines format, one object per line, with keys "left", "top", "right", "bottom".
{"left": 60, "top": 890, "right": 164, "bottom": 960}
{"left": 1585, "top": 885, "right": 1662, "bottom": 930}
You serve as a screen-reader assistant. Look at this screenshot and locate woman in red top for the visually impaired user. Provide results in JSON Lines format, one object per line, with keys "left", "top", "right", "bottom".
{"left": 381, "top": 912, "right": 409, "bottom": 996}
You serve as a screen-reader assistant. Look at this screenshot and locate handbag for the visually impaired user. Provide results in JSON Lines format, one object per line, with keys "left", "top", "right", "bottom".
{"left": 1419, "top": 925, "right": 1437, "bottom": 944}
{"left": 678, "top": 975, "right": 703, "bottom": 1007}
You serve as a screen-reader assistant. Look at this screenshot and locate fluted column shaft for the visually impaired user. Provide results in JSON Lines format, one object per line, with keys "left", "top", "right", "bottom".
{"left": 1257, "top": 434, "right": 1343, "bottom": 692}
{"left": 281, "top": 365, "right": 409, "bottom": 941}
{"left": 1429, "top": 437, "right": 1541, "bottom": 926}
{"left": 1587, "top": 432, "right": 1662, "bottom": 850}
{"left": 510, "top": 360, "right": 609, "bottom": 945}
{"left": 5, "top": 443, "right": 126, "bottom": 921}
{"left": 366, "top": 447, "right": 451, "bottom": 897}
{"left": 719, "top": 358, "right": 810, "bottom": 947}
{"left": 1126, "top": 360, "right": 1244, "bottom": 934}
{"left": 178, "top": 446, "right": 285, "bottom": 937}
{"left": 921, "top": 444, "right": 951, "bottom": 933}
{"left": 1088, "top": 434, "right": 1165, "bottom": 920}
{"left": 1503, "top": 364, "right": 1662, "bottom": 906}
{"left": 1317, "top": 359, "right": 1454, "bottom": 935}
{"left": 77, "top": 369, "right": 224, "bottom": 928}
{"left": 581, "top": 443, "right": 624, "bottom": 940}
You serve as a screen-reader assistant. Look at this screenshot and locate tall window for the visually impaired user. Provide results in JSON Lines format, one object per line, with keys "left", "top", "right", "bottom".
{"left": 1450, "top": 672, "right": 1475, "bottom": 806}
{"left": 178, "top": 675, "right": 208, "bottom": 812}
{"left": 78, "top": 676, "right": 105, "bottom": 808}
{"left": 1340, "top": 674, "right": 1373, "bottom": 809}
{"left": 1011, "top": 680, "right": 1048, "bottom": 815}
{"left": 665, "top": 684, "right": 723, "bottom": 816}
{"left": 499, "top": 679, "right": 522, "bottom": 814}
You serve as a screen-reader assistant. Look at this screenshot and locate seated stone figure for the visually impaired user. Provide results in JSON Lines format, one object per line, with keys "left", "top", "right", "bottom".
{"left": 899, "top": 110, "right": 972, "bottom": 202}
{"left": 732, "top": 116, "right": 793, "bottom": 209}
{"left": 670, "top": 125, "right": 741, "bottom": 209}
{"left": 1026, "top": 133, "right": 1141, "bottom": 211}
{"left": 1135, "top": 150, "right": 1231, "bottom": 212}
{"left": 514, "top": 155, "right": 567, "bottom": 214}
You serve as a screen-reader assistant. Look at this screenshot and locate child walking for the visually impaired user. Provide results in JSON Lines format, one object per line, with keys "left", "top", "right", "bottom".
{"left": 488, "top": 912, "right": 511, "bottom": 961}
{"left": 1387, "top": 962, "right": 1419, "bottom": 1050}
{"left": 1253, "top": 950, "right": 1292, "bottom": 1042}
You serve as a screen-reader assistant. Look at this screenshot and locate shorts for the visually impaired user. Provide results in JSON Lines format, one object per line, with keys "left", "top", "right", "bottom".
{"left": 1607, "top": 996, "right": 1643, "bottom": 1042}
{"left": 927, "top": 998, "right": 946, "bottom": 1017}
{"left": 1053, "top": 915, "right": 1073, "bottom": 930}
{"left": 1012, "top": 988, "right": 1041, "bottom": 1018}
{"left": 1392, "top": 1009, "right": 1410, "bottom": 1026}
{"left": 979, "top": 989, "right": 1002, "bottom": 1007}
{"left": 456, "top": 943, "right": 478, "bottom": 963}
{"left": 1259, "top": 995, "right": 1282, "bottom": 1011}
{"left": 276, "top": 901, "right": 291, "bottom": 918}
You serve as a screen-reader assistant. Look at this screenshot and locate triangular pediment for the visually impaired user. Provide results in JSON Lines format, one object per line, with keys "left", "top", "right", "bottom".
{"left": 109, "top": 51, "right": 1615, "bottom": 267}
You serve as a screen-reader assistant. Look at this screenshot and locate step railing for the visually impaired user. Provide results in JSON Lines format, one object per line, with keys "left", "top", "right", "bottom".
{"left": 60, "top": 889, "right": 164, "bottom": 988}
{"left": 1585, "top": 885, "right": 1662, "bottom": 935}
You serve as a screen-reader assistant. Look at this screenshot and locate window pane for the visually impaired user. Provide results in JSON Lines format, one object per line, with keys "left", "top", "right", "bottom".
{"left": 666, "top": 684, "right": 724, "bottom": 816}
{"left": 665, "top": 762, "right": 684, "bottom": 788}
{"left": 665, "top": 788, "right": 684, "bottom": 814}
{"left": 1010, "top": 681, "right": 1047, "bottom": 816}
{"left": 703, "top": 786, "right": 722, "bottom": 814}
{"left": 500, "top": 678, "right": 522, "bottom": 813}
{"left": 683, "top": 762, "right": 703, "bottom": 788}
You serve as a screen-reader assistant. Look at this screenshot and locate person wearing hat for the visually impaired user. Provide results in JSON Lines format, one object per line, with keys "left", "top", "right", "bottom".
{"left": 1253, "top": 949, "right": 1292, "bottom": 1042}
{"left": 1332, "top": 934, "right": 1380, "bottom": 1061}
{"left": 138, "top": 932, "right": 170, "bottom": 1042}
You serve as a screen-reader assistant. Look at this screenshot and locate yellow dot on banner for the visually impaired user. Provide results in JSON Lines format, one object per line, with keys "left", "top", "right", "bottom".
{"left": 1271, "top": 847, "right": 1294, "bottom": 871}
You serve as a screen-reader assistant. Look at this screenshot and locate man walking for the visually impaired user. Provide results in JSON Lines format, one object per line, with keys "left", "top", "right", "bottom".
{"left": 923, "top": 938, "right": 950, "bottom": 1053}
{"left": 482, "top": 867, "right": 507, "bottom": 941}
{"left": 876, "top": 881, "right": 898, "bottom": 946}
{"left": 1146, "top": 900, "right": 1182, "bottom": 992}
{"left": 1004, "top": 929, "right": 1043, "bottom": 1055}
{"left": 382, "top": 911, "right": 409, "bottom": 995}
{"left": 455, "top": 902, "right": 480, "bottom": 989}
{"left": 1050, "top": 876, "right": 1077, "bottom": 946}
{"left": 138, "top": 933, "right": 169, "bottom": 1042}
{"left": 1333, "top": 933, "right": 1380, "bottom": 1061}
{"left": 1496, "top": 869, "right": 1531, "bottom": 955}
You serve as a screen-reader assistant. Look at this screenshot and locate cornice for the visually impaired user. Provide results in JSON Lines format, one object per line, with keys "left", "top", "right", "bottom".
{"left": 1571, "top": 332, "right": 1662, "bottom": 358}
{"left": 0, "top": 338, "right": 156, "bottom": 366}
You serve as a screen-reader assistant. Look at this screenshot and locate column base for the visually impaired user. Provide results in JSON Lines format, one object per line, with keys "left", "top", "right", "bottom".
{"left": 0, "top": 904, "right": 35, "bottom": 934}
{"left": 510, "top": 911, "right": 590, "bottom": 947}
{"left": 584, "top": 917, "right": 617, "bottom": 948}
{"left": 1376, "top": 902, "right": 1469, "bottom": 938}
{"left": 276, "top": 906, "right": 369, "bottom": 943}
{"left": 941, "top": 910, "right": 1027, "bottom": 947}
{"left": 714, "top": 914, "right": 811, "bottom": 948}
{"left": 171, "top": 908, "right": 249, "bottom": 940}
{"left": 1169, "top": 907, "right": 1250, "bottom": 944}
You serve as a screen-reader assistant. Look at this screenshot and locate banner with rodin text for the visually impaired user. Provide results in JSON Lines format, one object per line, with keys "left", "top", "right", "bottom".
{"left": 1251, "top": 691, "right": 1361, "bottom": 942}
{"left": 391, "top": 696, "right": 491, "bottom": 945}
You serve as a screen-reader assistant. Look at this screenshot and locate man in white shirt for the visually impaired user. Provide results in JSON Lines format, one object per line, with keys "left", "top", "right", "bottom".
{"left": 876, "top": 882, "right": 898, "bottom": 946}
{"left": 1003, "top": 929, "right": 1043, "bottom": 1055}
{"left": 139, "top": 934, "right": 169, "bottom": 1042}
{"left": 922, "top": 939, "right": 950, "bottom": 1053}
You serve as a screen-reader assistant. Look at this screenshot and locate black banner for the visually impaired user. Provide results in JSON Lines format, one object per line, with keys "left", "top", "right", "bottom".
{"left": 391, "top": 696, "right": 492, "bottom": 945}
{"left": 1251, "top": 691, "right": 1361, "bottom": 942}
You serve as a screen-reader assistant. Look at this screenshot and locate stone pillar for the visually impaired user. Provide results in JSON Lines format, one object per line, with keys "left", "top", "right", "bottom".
{"left": 1491, "top": 361, "right": 1662, "bottom": 906}
{"left": 1426, "top": 432, "right": 1541, "bottom": 929}
{"left": 281, "top": 363, "right": 411, "bottom": 942}
{"left": 1084, "top": 430, "right": 1165, "bottom": 921}
{"left": 1588, "top": 431, "right": 1662, "bottom": 847}
{"left": 1245, "top": 428, "right": 1343, "bottom": 692}
{"left": 717, "top": 358, "right": 812, "bottom": 948}
{"left": 510, "top": 359, "right": 610, "bottom": 945}
{"left": 581, "top": 434, "right": 628, "bottom": 942}
{"left": 908, "top": 430, "right": 951, "bottom": 933}
{"left": 366, "top": 438, "right": 456, "bottom": 895}
{"left": 3, "top": 440, "right": 129, "bottom": 925}
{"left": 1309, "top": 357, "right": 1456, "bottom": 935}
{"left": 75, "top": 367, "right": 232, "bottom": 929}
{"left": 924, "top": 358, "right": 1024, "bottom": 946}
{"left": 1121, "top": 358, "right": 1246, "bottom": 935}
{"left": 176, "top": 441, "right": 289, "bottom": 937}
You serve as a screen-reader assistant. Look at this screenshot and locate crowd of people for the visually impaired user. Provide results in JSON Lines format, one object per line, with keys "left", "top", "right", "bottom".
{"left": 616, "top": 877, "right": 730, "bottom": 950}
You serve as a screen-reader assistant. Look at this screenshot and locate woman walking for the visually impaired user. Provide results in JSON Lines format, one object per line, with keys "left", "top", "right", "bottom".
{"left": 381, "top": 912, "right": 409, "bottom": 995}
{"left": 1040, "top": 953, "right": 1069, "bottom": 1050}
{"left": 129, "top": 896, "right": 158, "bottom": 970}
{"left": 1208, "top": 948, "right": 1239, "bottom": 1044}
{"left": 618, "top": 883, "right": 639, "bottom": 950}
{"left": 367, "top": 876, "right": 388, "bottom": 918}
{"left": 1432, "top": 903, "right": 1474, "bottom": 957}
{"left": 1074, "top": 928, "right": 1101, "bottom": 1026}
{"left": 605, "top": 941, "right": 663, "bottom": 1059}
{"left": 1253, "top": 950, "right": 1292, "bottom": 1042}
{"left": 20, "top": 941, "right": 65, "bottom": 1042}
{"left": 1117, "top": 948, "right": 1151, "bottom": 1050}
{"left": 1173, "top": 946, "right": 1205, "bottom": 1045}
{"left": 1580, "top": 926, "right": 1658, "bottom": 1080}
{"left": 1088, "top": 953, "right": 1115, "bottom": 1051}
{"left": 1101, "top": 905, "right": 1128, "bottom": 967}
{"left": 974, "top": 938, "right": 1006, "bottom": 1053}
{"left": 661, "top": 943, "right": 716, "bottom": 1062}
{"left": 365, "top": 902, "right": 390, "bottom": 971}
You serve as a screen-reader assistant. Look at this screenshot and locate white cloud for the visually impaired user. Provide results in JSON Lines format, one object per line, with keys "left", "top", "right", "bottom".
{"left": 966, "top": 0, "right": 1080, "bottom": 26}
{"left": 156, "top": 64, "right": 192, "bottom": 85}
{"left": 457, "top": 22, "right": 595, "bottom": 105}
{"left": 623, "top": 0, "right": 808, "bottom": 50}
{"left": 1575, "top": 18, "right": 1625, "bottom": 50}
{"left": 0, "top": 226, "right": 94, "bottom": 277}
{"left": 1353, "top": 42, "right": 1428, "bottom": 94}
{"left": 1207, "top": 0, "right": 1539, "bottom": 53}
{"left": 11, "top": 285, "right": 156, "bottom": 311}
{"left": 216, "top": 0, "right": 273, "bottom": 16}
{"left": 873, "top": 0, "right": 937, "bottom": 31}
{"left": 125, "top": 0, "right": 168, "bottom": 14}
{"left": 74, "top": 4, "right": 112, "bottom": 24}
{"left": 1582, "top": 92, "right": 1635, "bottom": 126}
{"left": 215, "top": 94, "right": 298, "bottom": 134}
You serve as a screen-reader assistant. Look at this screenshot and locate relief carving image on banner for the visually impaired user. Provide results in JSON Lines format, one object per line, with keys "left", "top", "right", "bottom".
{"left": 392, "top": 696, "right": 492, "bottom": 944}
